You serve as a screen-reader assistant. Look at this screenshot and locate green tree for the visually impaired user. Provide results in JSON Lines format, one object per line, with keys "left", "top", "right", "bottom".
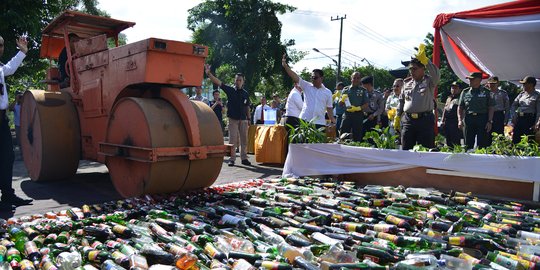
{"left": 187, "top": 0, "right": 296, "bottom": 97}
{"left": 0, "top": 0, "right": 103, "bottom": 100}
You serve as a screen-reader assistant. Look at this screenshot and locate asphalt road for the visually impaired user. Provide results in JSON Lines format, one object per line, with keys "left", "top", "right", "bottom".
{"left": 3, "top": 145, "right": 283, "bottom": 219}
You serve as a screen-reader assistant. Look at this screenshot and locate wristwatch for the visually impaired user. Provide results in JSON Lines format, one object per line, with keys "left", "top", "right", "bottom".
{"left": 488, "top": 120, "right": 493, "bottom": 123}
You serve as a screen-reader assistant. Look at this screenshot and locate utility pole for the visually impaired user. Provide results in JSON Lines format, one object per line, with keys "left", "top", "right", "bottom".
{"left": 331, "top": 15, "right": 346, "bottom": 83}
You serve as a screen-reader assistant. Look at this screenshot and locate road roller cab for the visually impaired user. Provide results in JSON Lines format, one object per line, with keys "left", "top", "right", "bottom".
{"left": 21, "top": 10, "right": 232, "bottom": 198}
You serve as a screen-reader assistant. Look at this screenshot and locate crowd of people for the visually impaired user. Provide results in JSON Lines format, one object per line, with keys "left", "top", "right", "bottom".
{"left": 198, "top": 62, "right": 538, "bottom": 156}
{"left": 197, "top": 49, "right": 539, "bottom": 160}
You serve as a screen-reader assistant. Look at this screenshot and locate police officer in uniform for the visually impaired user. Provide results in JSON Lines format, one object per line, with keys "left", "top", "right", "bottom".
{"left": 396, "top": 52, "right": 440, "bottom": 150}
{"left": 440, "top": 81, "right": 462, "bottom": 147}
{"left": 340, "top": 72, "right": 369, "bottom": 141}
{"left": 509, "top": 76, "right": 540, "bottom": 144}
{"left": 457, "top": 72, "right": 495, "bottom": 150}
{"left": 361, "top": 76, "right": 384, "bottom": 141}
{"left": 487, "top": 76, "right": 509, "bottom": 137}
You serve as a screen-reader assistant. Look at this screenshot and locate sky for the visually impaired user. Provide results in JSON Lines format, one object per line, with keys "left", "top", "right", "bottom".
{"left": 97, "top": 0, "right": 510, "bottom": 72}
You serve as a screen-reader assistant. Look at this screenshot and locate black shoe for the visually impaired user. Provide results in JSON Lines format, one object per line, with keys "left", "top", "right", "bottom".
{"left": 241, "top": 159, "right": 252, "bottom": 166}
{"left": 2, "top": 195, "right": 33, "bottom": 206}
{"left": 227, "top": 160, "right": 235, "bottom": 167}
{"left": 0, "top": 202, "right": 14, "bottom": 211}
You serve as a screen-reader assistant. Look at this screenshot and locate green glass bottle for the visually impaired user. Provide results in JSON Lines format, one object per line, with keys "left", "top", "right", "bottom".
{"left": 356, "top": 246, "right": 400, "bottom": 265}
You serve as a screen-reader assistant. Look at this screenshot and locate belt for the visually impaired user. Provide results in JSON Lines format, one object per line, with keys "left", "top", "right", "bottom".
{"left": 518, "top": 112, "right": 534, "bottom": 117}
{"left": 466, "top": 112, "right": 486, "bottom": 116}
{"left": 405, "top": 111, "right": 432, "bottom": 119}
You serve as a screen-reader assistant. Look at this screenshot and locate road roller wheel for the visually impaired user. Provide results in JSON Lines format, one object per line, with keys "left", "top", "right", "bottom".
{"left": 105, "top": 98, "right": 224, "bottom": 198}
{"left": 181, "top": 100, "right": 224, "bottom": 190}
{"left": 20, "top": 90, "right": 81, "bottom": 181}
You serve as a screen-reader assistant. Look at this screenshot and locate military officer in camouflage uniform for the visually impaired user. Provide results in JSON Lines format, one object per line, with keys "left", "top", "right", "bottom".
{"left": 487, "top": 76, "right": 509, "bottom": 137}
{"left": 361, "top": 76, "right": 384, "bottom": 141}
{"left": 340, "top": 72, "right": 369, "bottom": 142}
{"left": 396, "top": 58, "right": 440, "bottom": 150}
{"left": 509, "top": 76, "right": 540, "bottom": 144}
{"left": 458, "top": 72, "right": 495, "bottom": 150}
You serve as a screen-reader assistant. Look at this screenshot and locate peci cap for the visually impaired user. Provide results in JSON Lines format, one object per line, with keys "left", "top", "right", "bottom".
{"left": 361, "top": 76, "right": 373, "bottom": 85}
{"left": 487, "top": 76, "right": 499, "bottom": 83}
{"left": 519, "top": 76, "right": 537, "bottom": 85}
{"left": 466, "top": 72, "right": 483, "bottom": 79}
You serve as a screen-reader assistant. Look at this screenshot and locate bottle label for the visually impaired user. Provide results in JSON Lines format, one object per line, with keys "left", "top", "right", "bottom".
{"left": 386, "top": 215, "right": 405, "bottom": 227}
{"left": 481, "top": 224, "right": 503, "bottom": 233}
{"left": 182, "top": 214, "right": 195, "bottom": 222}
{"left": 204, "top": 243, "right": 218, "bottom": 258}
{"left": 345, "top": 223, "right": 357, "bottom": 232}
{"left": 362, "top": 254, "right": 380, "bottom": 264}
{"left": 448, "top": 236, "right": 465, "bottom": 246}
{"left": 377, "top": 232, "right": 397, "bottom": 243}
{"left": 373, "top": 224, "right": 391, "bottom": 233}
{"left": 261, "top": 261, "right": 279, "bottom": 270}
{"left": 415, "top": 199, "right": 433, "bottom": 207}
{"left": 220, "top": 214, "right": 242, "bottom": 225}
{"left": 113, "top": 225, "right": 127, "bottom": 234}
{"left": 88, "top": 250, "right": 99, "bottom": 262}
{"left": 372, "top": 200, "right": 385, "bottom": 207}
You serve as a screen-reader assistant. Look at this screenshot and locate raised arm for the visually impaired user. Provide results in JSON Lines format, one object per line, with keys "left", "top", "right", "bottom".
{"left": 426, "top": 60, "right": 440, "bottom": 87}
{"left": 281, "top": 54, "right": 299, "bottom": 83}
{"left": 204, "top": 64, "right": 222, "bottom": 86}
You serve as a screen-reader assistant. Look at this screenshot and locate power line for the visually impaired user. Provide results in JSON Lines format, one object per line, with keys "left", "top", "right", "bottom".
{"left": 349, "top": 19, "right": 414, "bottom": 55}
{"left": 348, "top": 22, "right": 413, "bottom": 57}
{"left": 292, "top": 9, "right": 415, "bottom": 59}
{"left": 293, "top": 9, "right": 414, "bottom": 55}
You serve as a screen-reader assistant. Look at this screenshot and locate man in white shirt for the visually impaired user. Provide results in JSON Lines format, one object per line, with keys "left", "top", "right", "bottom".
{"left": 0, "top": 35, "right": 33, "bottom": 209}
{"left": 253, "top": 96, "right": 271, "bottom": 124}
{"left": 189, "top": 86, "right": 209, "bottom": 105}
{"left": 283, "top": 83, "right": 303, "bottom": 128}
{"left": 281, "top": 54, "right": 335, "bottom": 128}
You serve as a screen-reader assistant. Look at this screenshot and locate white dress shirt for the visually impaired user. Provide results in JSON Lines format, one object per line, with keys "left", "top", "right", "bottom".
{"left": 284, "top": 87, "right": 303, "bottom": 118}
{"left": 253, "top": 104, "right": 271, "bottom": 123}
{"left": 0, "top": 51, "right": 26, "bottom": 110}
{"left": 298, "top": 79, "right": 333, "bottom": 126}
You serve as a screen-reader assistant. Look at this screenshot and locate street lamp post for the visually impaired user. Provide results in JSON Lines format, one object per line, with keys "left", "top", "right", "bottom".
{"left": 313, "top": 48, "right": 338, "bottom": 85}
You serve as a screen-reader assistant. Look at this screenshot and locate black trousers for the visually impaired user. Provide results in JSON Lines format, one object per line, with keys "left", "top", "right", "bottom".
{"left": 464, "top": 113, "right": 490, "bottom": 149}
{"left": 444, "top": 118, "right": 461, "bottom": 147}
{"left": 283, "top": 116, "right": 301, "bottom": 144}
{"left": 380, "top": 114, "right": 389, "bottom": 129}
{"left": 512, "top": 115, "right": 535, "bottom": 144}
{"left": 401, "top": 112, "right": 435, "bottom": 150}
{"left": 0, "top": 112, "right": 15, "bottom": 198}
{"left": 340, "top": 112, "right": 364, "bottom": 142}
{"left": 491, "top": 111, "right": 505, "bottom": 135}
{"left": 361, "top": 116, "right": 377, "bottom": 143}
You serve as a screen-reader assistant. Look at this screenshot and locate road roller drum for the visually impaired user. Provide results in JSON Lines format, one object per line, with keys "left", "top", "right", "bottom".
{"left": 20, "top": 90, "right": 81, "bottom": 181}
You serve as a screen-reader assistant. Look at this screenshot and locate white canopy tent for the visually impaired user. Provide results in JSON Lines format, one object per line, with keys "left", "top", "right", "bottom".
{"left": 433, "top": 0, "right": 540, "bottom": 84}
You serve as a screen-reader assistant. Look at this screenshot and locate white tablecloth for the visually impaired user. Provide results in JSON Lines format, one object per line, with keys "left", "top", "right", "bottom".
{"left": 283, "top": 144, "right": 540, "bottom": 182}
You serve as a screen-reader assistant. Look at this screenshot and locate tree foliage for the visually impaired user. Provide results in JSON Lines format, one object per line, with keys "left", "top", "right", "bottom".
{"left": 0, "top": 0, "right": 108, "bottom": 100}
{"left": 187, "top": 0, "right": 296, "bottom": 98}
